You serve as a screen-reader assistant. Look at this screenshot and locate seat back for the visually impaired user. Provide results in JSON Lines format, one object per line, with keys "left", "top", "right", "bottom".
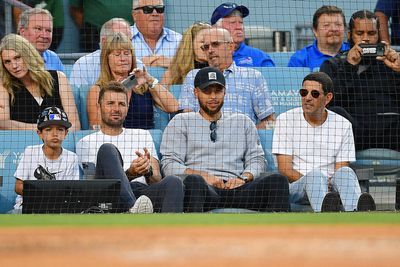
{"left": 257, "top": 129, "right": 277, "bottom": 172}
{"left": 0, "top": 131, "right": 41, "bottom": 213}
{"left": 77, "top": 84, "right": 92, "bottom": 130}
{"left": 268, "top": 52, "right": 294, "bottom": 67}
{"left": 255, "top": 67, "right": 309, "bottom": 116}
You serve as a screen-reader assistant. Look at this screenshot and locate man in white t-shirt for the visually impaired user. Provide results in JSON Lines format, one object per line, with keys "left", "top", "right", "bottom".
{"left": 13, "top": 107, "right": 79, "bottom": 211}
{"left": 272, "top": 72, "right": 376, "bottom": 212}
{"left": 76, "top": 81, "right": 184, "bottom": 213}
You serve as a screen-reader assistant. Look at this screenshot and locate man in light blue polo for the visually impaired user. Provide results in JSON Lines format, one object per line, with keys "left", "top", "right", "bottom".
{"left": 211, "top": 2, "right": 275, "bottom": 67}
{"left": 288, "top": 5, "right": 349, "bottom": 70}
{"left": 179, "top": 28, "right": 275, "bottom": 129}
{"left": 18, "top": 8, "right": 64, "bottom": 72}
{"left": 131, "top": 0, "right": 181, "bottom": 68}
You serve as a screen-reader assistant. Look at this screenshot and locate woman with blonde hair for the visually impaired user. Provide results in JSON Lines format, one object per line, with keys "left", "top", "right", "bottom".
{"left": 87, "top": 32, "right": 178, "bottom": 129}
{"left": 161, "top": 22, "right": 212, "bottom": 88}
{"left": 0, "top": 34, "right": 80, "bottom": 130}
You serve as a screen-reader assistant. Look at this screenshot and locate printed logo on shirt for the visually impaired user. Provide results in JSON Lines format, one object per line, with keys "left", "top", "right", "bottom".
{"left": 237, "top": 57, "right": 253, "bottom": 66}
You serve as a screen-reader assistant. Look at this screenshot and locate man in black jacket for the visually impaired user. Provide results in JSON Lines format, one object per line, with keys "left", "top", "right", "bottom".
{"left": 321, "top": 10, "right": 400, "bottom": 151}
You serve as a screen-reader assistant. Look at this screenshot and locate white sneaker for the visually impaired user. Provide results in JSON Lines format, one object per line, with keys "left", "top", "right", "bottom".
{"left": 129, "top": 195, "right": 153, "bottom": 214}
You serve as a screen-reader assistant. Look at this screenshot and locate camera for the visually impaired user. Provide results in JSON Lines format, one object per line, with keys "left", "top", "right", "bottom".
{"left": 359, "top": 43, "right": 385, "bottom": 57}
{"left": 121, "top": 74, "right": 138, "bottom": 90}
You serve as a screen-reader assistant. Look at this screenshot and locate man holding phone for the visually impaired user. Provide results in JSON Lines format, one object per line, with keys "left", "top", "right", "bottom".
{"left": 321, "top": 10, "right": 400, "bottom": 151}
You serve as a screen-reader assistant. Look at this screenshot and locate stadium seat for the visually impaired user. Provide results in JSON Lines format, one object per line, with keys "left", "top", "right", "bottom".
{"left": 0, "top": 130, "right": 75, "bottom": 213}
{"left": 77, "top": 84, "right": 92, "bottom": 130}
{"left": 146, "top": 67, "right": 166, "bottom": 81}
{"left": 255, "top": 67, "right": 309, "bottom": 116}
{"left": 154, "top": 107, "right": 170, "bottom": 131}
{"left": 351, "top": 149, "right": 400, "bottom": 189}
{"left": 269, "top": 52, "right": 295, "bottom": 67}
{"left": 169, "top": 84, "right": 182, "bottom": 99}
{"left": 257, "top": 129, "right": 277, "bottom": 172}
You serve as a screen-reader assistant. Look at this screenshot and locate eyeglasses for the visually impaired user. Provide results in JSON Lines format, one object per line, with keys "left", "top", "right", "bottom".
{"left": 134, "top": 5, "right": 165, "bottom": 14}
{"left": 210, "top": 121, "right": 217, "bottom": 142}
{"left": 299, "top": 89, "right": 324, "bottom": 98}
{"left": 201, "top": 41, "right": 230, "bottom": 51}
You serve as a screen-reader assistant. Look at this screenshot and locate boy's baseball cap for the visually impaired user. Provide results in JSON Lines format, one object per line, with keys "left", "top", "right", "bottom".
{"left": 194, "top": 67, "right": 226, "bottom": 90}
{"left": 211, "top": 2, "right": 249, "bottom": 25}
{"left": 37, "top": 106, "right": 72, "bottom": 130}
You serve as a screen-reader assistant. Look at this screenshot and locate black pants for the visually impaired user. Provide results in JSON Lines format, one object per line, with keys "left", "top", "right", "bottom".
{"left": 95, "top": 143, "right": 184, "bottom": 212}
{"left": 183, "top": 174, "right": 290, "bottom": 212}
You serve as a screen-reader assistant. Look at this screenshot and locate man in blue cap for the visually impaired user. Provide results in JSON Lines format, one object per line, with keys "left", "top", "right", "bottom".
{"left": 211, "top": 2, "right": 275, "bottom": 67}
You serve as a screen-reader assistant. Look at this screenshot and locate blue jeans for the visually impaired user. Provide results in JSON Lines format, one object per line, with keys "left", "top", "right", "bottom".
{"left": 290, "top": 167, "right": 361, "bottom": 212}
{"left": 95, "top": 143, "right": 184, "bottom": 212}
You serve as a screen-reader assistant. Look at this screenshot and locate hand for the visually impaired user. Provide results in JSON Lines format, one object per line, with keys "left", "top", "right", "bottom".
{"left": 376, "top": 42, "right": 400, "bottom": 72}
{"left": 346, "top": 43, "right": 363, "bottom": 65}
{"left": 128, "top": 148, "right": 151, "bottom": 177}
{"left": 224, "top": 178, "right": 245, "bottom": 189}
{"left": 141, "top": 55, "right": 171, "bottom": 68}
{"left": 203, "top": 174, "right": 225, "bottom": 189}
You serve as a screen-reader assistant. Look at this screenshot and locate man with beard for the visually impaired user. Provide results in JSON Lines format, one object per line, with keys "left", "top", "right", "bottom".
{"left": 161, "top": 67, "right": 289, "bottom": 212}
{"left": 179, "top": 28, "right": 275, "bottom": 129}
{"left": 76, "top": 81, "right": 184, "bottom": 213}
{"left": 320, "top": 10, "right": 400, "bottom": 151}
{"left": 288, "top": 5, "right": 349, "bottom": 70}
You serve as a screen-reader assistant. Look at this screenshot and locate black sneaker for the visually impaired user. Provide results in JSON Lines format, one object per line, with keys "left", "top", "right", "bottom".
{"left": 321, "top": 192, "right": 342, "bottom": 212}
{"left": 357, "top": 192, "right": 376, "bottom": 211}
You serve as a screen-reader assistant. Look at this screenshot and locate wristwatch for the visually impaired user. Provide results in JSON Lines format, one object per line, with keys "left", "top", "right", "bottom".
{"left": 149, "top": 78, "right": 159, "bottom": 89}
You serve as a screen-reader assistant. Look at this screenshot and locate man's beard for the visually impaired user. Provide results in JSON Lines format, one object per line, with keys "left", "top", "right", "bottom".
{"left": 199, "top": 100, "right": 224, "bottom": 117}
{"left": 101, "top": 111, "right": 125, "bottom": 129}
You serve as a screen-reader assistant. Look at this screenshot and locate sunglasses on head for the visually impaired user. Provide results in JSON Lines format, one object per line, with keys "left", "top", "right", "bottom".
{"left": 299, "top": 89, "right": 324, "bottom": 98}
{"left": 210, "top": 121, "right": 217, "bottom": 143}
{"left": 201, "top": 41, "right": 230, "bottom": 51}
{"left": 134, "top": 5, "right": 165, "bottom": 14}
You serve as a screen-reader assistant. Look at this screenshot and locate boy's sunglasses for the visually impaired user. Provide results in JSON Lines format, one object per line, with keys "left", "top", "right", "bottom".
{"left": 134, "top": 5, "right": 165, "bottom": 14}
{"left": 299, "top": 89, "right": 324, "bottom": 98}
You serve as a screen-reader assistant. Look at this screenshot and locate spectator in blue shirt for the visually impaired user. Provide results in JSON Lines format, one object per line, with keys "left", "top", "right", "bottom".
{"left": 375, "top": 0, "right": 400, "bottom": 45}
{"left": 18, "top": 8, "right": 64, "bottom": 72}
{"left": 288, "top": 5, "right": 349, "bottom": 70}
{"left": 210, "top": 2, "right": 275, "bottom": 67}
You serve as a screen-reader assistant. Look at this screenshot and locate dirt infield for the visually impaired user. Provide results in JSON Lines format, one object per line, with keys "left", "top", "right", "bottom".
{"left": 0, "top": 225, "right": 399, "bottom": 267}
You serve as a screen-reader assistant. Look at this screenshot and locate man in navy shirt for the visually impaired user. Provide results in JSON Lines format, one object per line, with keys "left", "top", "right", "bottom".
{"left": 288, "top": 5, "right": 349, "bottom": 70}
{"left": 210, "top": 2, "right": 275, "bottom": 67}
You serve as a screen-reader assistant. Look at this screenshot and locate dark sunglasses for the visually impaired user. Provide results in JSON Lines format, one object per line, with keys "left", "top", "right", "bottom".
{"left": 210, "top": 121, "right": 217, "bottom": 143}
{"left": 134, "top": 5, "right": 165, "bottom": 14}
{"left": 299, "top": 89, "right": 324, "bottom": 98}
{"left": 201, "top": 41, "right": 230, "bottom": 51}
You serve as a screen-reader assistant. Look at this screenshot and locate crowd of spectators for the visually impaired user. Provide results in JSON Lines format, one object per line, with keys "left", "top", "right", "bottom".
{"left": 1, "top": 0, "right": 399, "bottom": 213}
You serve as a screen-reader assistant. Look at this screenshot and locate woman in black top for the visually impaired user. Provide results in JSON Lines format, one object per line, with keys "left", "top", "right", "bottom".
{"left": 0, "top": 34, "right": 80, "bottom": 130}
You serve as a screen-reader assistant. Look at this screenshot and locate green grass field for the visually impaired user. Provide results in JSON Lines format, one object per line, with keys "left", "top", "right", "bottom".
{"left": 0, "top": 212, "right": 399, "bottom": 227}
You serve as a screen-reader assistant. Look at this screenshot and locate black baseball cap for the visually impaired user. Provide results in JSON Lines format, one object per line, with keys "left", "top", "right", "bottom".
{"left": 37, "top": 106, "right": 72, "bottom": 130}
{"left": 211, "top": 2, "right": 249, "bottom": 25}
{"left": 194, "top": 67, "right": 226, "bottom": 90}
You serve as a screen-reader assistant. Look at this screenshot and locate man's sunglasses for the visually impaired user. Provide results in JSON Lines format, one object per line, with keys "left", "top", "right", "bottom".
{"left": 210, "top": 121, "right": 217, "bottom": 142}
{"left": 201, "top": 41, "right": 230, "bottom": 52}
{"left": 134, "top": 5, "right": 165, "bottom": 14}
{"left": 299, "top": 89, "right": 324, "bottom": 98}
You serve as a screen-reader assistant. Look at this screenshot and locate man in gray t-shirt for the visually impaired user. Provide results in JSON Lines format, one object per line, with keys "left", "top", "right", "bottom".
{"left": 161, "top": 67, "right": 289, "bottom": 212}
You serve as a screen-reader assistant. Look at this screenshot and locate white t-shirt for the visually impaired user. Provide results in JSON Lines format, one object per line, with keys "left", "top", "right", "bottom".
{"left": 272, "top": 107, "right": 355, "bottom": 177}
{"left": 76, "top": 128, "right": 158, "bottom": 184}
{"left": 14, "top": 145, "right": 80, "bottom": 209}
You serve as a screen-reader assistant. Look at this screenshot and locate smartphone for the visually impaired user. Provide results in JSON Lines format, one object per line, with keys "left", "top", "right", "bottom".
{"left": 121, "top": 74, "right": 138, "bottom": 90}
{"left": 359, "top": 43, "right": 385, "bottom": 57}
